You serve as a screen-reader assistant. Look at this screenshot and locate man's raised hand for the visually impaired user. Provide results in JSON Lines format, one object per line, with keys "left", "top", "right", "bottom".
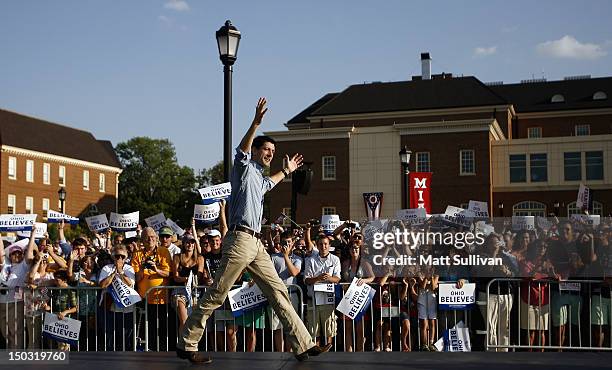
{"left": 253, "top": 97, "right": 268, "bottom": 126}
{"left": 285, "top": 153, "right": 304, "bottom": 173}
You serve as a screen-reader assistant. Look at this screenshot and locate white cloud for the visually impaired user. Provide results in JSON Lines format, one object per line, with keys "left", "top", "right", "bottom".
{"left": 164, "top": 0, "right": 190, "bottom": 12}
{"left": 158, "top": 15, "right": 173, "bottom": 25}
{"left": 474, "top": 46, "right": 497, "bottom": 57}
{"left": 536, "top": 35, "right": 607, "bottom": 60}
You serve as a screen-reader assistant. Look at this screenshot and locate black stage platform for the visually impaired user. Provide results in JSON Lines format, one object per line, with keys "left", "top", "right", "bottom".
{"left": 23, "top": 351, "right": 612, "bottom": 369}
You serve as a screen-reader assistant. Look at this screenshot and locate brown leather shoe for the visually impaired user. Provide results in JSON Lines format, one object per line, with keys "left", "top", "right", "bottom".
{"left": 295, "top": 343, "right": 333, "bottom": 361}
{"left": 176, "top": 349, "right": 213, "bottom": 364}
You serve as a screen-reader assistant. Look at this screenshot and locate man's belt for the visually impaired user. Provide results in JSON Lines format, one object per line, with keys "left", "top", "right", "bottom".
{"left": 229, "top": 225, "right": 261, "bottom": 239}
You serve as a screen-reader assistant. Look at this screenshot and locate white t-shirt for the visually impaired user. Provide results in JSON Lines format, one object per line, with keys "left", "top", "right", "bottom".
{"left": 0, "top": 261, "right": 28, "bottom": 303}
{"left": 98, "top": 264, "right": 136, "bottom": 313}
{"left": 304, "top": 253, "right": 341, "bottom": 298}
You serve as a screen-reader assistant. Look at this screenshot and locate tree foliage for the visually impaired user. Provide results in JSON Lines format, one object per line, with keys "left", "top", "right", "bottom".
{"left": 115, "top": 137, "right": 198, "bottom": 225}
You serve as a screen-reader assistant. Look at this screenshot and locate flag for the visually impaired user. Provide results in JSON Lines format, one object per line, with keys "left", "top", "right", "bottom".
{"left": 363, "top": 193, "right": 383, "bottom": 220}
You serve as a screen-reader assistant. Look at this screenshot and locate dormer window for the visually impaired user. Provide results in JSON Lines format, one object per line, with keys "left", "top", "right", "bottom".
{"left": 593, "top": 91, "right": 607, "bottom": 100}
{"left": 551, "top": 94, "right": 565, "bottom": 103}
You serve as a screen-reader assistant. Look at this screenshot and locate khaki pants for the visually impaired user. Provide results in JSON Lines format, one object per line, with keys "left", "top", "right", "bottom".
{"left": 0, "top": 301, "right": 25, "bottom": 349}
{"left": 178, "top": 231, "right": 314, "bottom": 354}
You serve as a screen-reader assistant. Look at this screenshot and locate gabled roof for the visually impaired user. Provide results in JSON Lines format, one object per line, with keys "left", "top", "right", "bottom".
{"left": 308, "top": 76, "right": 508, "bottom": 117}
{"left": 0, "top": 109, "right": 121, "bottom": 168}
{"left": 489, "top": 77, "right": 612, "bottom": 113}
{"left": 287, "top": 93, "right": 339, "bottom": 124}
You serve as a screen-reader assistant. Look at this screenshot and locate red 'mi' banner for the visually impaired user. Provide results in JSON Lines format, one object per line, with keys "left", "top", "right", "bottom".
{"left": 409, "top": 172, "right": 432, "bottom": 214}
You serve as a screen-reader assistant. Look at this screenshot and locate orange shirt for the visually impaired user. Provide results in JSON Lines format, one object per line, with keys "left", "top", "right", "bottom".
{"left": 131, "top": 246, "right": 172, "bottom": 304}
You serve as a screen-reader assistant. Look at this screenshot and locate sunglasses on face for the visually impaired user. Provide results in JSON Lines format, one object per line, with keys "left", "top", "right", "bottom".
{"left": 113, "top": 254, "right": 128, "bottom": 260}
{"left": 354, "top": 235, "right": 363, "bottom": 240}
{"left": 160, "top": 235, "right": 172, "bottom": 239}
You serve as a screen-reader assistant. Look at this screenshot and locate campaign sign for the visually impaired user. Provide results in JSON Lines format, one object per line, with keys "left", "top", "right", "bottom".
{"left": 438, "top": 283, "right": 476, "bottom": 310}
{"left": 314, "top": 283, "right": 336, "bottom": 306}
{"left": 321, "top": 215, "right": 342, "bottom": 235}
{"left": 85, "top": 214, "right": 109, "bottom": 233}
{"left": 475, "top": 221, "right": 495, "bottom": 237}
{"left": 444, "top": 321, "right": 471, "bottom": 352}
{"left": 570, "top": 214, "right": 600, "bottom": 226}
{"left": 228, "top": 282, "right": 268, "bottom": 317}
{"left": 109, "top": 276, "right": 141, "bottom": 308}
{"left": 165, "top": 218, "right": 185, "bottom": 237}
{"left": 198, "top": 182, "right": 232, "bottom": 202}
{"left": 443, "top": 206, "right": 474, "bottom": 228}
{"left": 19, "top": 222, "right": 47, "bottom": 239}
{"left": 576, "top": 183, "right": 590, "bottom": 210}
{"left": 194, "top": 203, "right": 220, "bottom": 223}
{"left": 396, "top": 208, "right": 427, "bottom": 225}
{"left": 468, "top": 201, "right": 489, "bottom": 218}
{"left": 0, "top": 214, "right": 37, "bottom": 232}
{"left": 47, "top": 210, "right": 79, "bottom": 225}
{"left": 512, "top": 216, "right": 535, "bottom": 231}
{"left": 42, "top": 312, "right": 81, "bottom": 346}
{"left": 110, "top": 211, "right": 139, "bottom": 232}
{"left": 145, "top": 213, "right": 166, "bottom": 231}
{"left": 336, "top": 278, "right": 375, "bottom": 320}
{"left": 559, "top": 282, "right": 581, "bottom": 292}
{"left": 536, "top": 216, "right": 553, "bottom": 231}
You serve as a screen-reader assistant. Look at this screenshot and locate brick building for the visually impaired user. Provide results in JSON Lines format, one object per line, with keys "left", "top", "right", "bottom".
{"left": 0, "top": 109, "right": 122, "bottom": 219}
{"left": 265, "top": 55, "right": 611, "bottom": 222}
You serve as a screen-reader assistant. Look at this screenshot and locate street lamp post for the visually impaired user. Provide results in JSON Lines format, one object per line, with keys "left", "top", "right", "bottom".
{"left": 497, "top": 202, "right": 504, "bottom": 217}
{"left": 399, "top": 146, "right": 412, "bottom": 209}
{"left": 216, "top": 20, "right": 241, "bottom": 182}
{"left": 58, "top": 187, "right": 67, "bottom": 214}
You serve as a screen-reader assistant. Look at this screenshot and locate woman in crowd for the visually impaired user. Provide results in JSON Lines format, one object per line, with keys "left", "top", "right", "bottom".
{"left": 340, "top": 236, "right": 374, "bottom": 352}
{"left": 519, "top": 239, "right": 556, "bottom": 351}
{"left": 68, "top": 251, "right": 99, "bottom": 350}
{"left": 172, "top": 233, "right": 205, "bottom": 333}
{"left": 25, "top": 250, "right": 54, "bottom": 349}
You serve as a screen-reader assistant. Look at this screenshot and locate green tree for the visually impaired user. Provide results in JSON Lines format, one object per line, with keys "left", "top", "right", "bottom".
{"left": 196, "top": 160, "right": 224, "bottom": 187}
{"left": 115, "top": 137, "right": 198, "bottom": 225}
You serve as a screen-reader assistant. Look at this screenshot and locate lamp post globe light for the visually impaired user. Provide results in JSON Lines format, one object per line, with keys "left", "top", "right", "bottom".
{"left": 216, "top": 20, "right": 242, "bottom": 182}
{"left": 58, "top": 187, "right": 67, "bottom": 213}
{"left": 399, "top": 146, "right": 412, "bottom": 209}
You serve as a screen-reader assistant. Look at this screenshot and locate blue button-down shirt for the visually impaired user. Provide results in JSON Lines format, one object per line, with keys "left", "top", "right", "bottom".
{"left": 228, "top": 147, "right": 277, "bottom": 233}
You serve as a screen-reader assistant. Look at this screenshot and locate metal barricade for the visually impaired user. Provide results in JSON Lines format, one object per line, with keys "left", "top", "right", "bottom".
{"left": 142, "top": 284, "right": 306, "bottom": 352}
{"left": 487, "top": 278, "right": 612, "bottom": 352}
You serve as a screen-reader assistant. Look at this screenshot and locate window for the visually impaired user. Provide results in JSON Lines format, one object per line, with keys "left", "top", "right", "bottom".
{"left": 593, "top": 91, "right": 607, "bottom": 100}
{"left": 83, "top": 170, "right": 90, "bottom": 190}
{"left": 59, "top": 166, "right": 66, "bottom": 186}
{"left": 322, "top": 207, "right": 337, "bottom": 216}
{"left": 25, "top": 196, "right": 34, "bottom": 214}
{"left": 586, "top": 151, "right": 604, "bottom": 180}
{"left": 8, "top": 157, "right": 17, "bottom": 180}
{"left": 281, "top": 207, "right": 292, "bottom": 227}
{"left": 43, "top": 163, "right": 51, "bottom": 185}
{"left": 512, "top": 201, "right": 546, "bottom": 217}
{"left": 416, "top": 152, "right": 431, "bottom": 172}
{"left": 99, "top": 173, "right": 106, "bottom": 192}
{"left": 527, "top": 127, "right": 542, "bottom": 138}
{"left": 530, "top": 153, "right": 547, "bottom": 182}
{"left": 26, "top": 160, "right": 34, "bottom": 182}
{"left": 575, "top": 124, "right": 590, "bottom": 136}
{"left": 282, "top": 157, "right": 292, "bottom": 182}
{"left": 322, "top": 156, "right": 336, "bottom": 180}
{"left": 509, "top": 154, "right": 526, "bottom": 183}
{"left": 564, "top": 152, "right": 581, "bottom": 181}
{"left": 459, "top": 150, "right": 475, "bottom": 175}
{"left": 42, "top": 198, "right": 49, "bottom": 219}
{"left": 7, "top": 195, "right": 16, "bottom": 214}
{"left": 551, "top": 94, "right": 565, "bottom": 103}
{"left": 567, "top": 201, "right": 603, "bottom": 216}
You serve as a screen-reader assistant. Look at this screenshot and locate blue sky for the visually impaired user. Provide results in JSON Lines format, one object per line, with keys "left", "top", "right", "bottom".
{"left": 1, "top": 0, "right": 611, "bottom": 171}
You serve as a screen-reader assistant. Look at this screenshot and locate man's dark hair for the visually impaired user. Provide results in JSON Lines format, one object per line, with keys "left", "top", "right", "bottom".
{"left": 252, "top": 135, "right": 276, "bottom": 149}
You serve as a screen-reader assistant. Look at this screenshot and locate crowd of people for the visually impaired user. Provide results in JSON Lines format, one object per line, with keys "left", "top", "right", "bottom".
{"left": 1, "top": 207, "right": 611, "bottom": 353}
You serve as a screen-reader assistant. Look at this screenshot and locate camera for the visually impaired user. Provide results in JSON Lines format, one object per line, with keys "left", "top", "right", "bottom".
{"left": 347, "top": 222, "right": 357, "bottom": 229}
{"left": 0, "top": 283, "right": 7, "bottom": 295}
{"left": 143, "top": 256, "right": 156, "bottom": 270}
{"left": 309, "top": 219, "right": 321, "bottom": 228}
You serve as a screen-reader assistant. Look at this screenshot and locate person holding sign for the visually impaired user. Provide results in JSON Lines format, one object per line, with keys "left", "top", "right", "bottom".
{"left": 172, "top": 234, "right": 204, "bottom": 333}
{"left": 304, "top": 236, "right": 341, "bottom": 347}
{"left": 48, "top": 269, "right": 78, "bottom": 351}
{"left": 340, "top": 242, "right": 374, "bottom": 352}
{"left": 99, "top": 245, "right": 136, "bottom": 351}
{"left": 177, "top": 98, "right": 330, "bottom": 364}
